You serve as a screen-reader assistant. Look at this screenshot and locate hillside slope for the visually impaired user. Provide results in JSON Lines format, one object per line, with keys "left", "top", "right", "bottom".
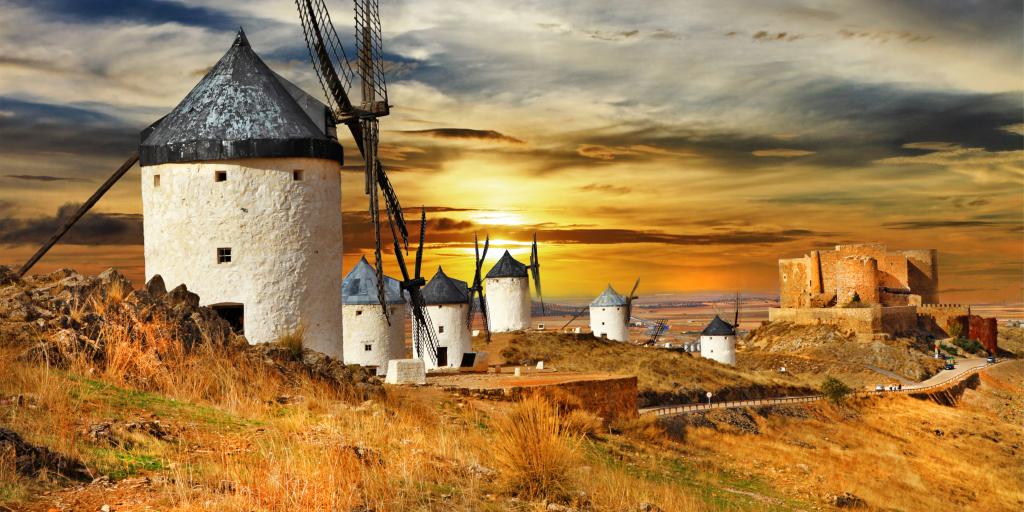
{"left": 495, "top": 332, "right": 818, "bottom": 407}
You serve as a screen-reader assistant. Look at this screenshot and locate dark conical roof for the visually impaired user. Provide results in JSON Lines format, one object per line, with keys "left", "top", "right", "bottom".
{"left": 701, "top": 315, "right": 736, "bottom": 336}
{"left": 486, "top": 250, "right": 528, "bottom": 278}
{"left": 342, "top": 257, "right": 406, "bottom": 305}
{"left": 422, "top": 267, "right": 470, "bottom": 305}
{"left": 140, "top": 29, "right": 342, "bottom": 166}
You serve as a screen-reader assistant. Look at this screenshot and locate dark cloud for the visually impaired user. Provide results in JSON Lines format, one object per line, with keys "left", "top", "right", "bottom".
{"left": 5, "top": 174, "right": 87, "bottom": 182}
{"left": 524, "top": 227, "right": 828, "bottom": 247}
{"left": 578, "top": 183, "right": 631, "bottom": 194}
{"left": 0, "top": 97, "right": 138, "bottom": 163}
{"left": 399, "top": 128, "right": 524, "bottom": 144}
{"left": 0, "top": 203, "right": 142, "bottom": 245}
{"left": 883, "top": 220, "right": 1006, "bottom": 230}
{"left": 752, "top": 31, "right": 804, "bottom": 42}
{"left": 21, "top": 0, "right": 239, "bottom": 31}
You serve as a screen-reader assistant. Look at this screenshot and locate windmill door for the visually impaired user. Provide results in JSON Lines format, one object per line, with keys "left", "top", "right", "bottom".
{"left": 436, "top": 347, "right": 448, "bottom": 367}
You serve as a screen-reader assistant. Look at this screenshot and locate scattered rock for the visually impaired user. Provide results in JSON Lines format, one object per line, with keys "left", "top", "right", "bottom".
{"left": 934, "top": 429, "right": 944, "bottom": 437}
{"left": 796, "top": 463, "right": 811, "bottom": 474}
{"left": 0, "top": 427, "right": 92, "bottom": 482}
{"left": 145, "top": 275, "right": 166, "bottom": 297}
{"left": 831, "top": 492, "right": 867, "bottom": 508}
{"left": 468, "top": 463, "right": 496, "bottom": 478}
{"left": 342, "top": 445, "right": 383, "bottom": 466}
{"left": 637, "top": 503, "right": 664, "bottom": 512}
{"left": 273, "top": 394, "right": 306, "bottom": 405}
{"left": 84, "top": 422, "right": 117, "bottom": 445}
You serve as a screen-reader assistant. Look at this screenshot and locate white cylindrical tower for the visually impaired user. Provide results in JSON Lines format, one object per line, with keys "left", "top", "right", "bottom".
{"left": 484, "top": 250, "right": 531, "bottom": 332}
{"left": 699, "top": 316, "right": 737, "bottom": 365}
{"left": 414, "top": 267, "right": 472, "bottom": 371}
{"left": 588, "top": 285, "right": 629, "bottom": 342}
{"left": 139, "top": 30, "right": 344, "bottom": 357}
{"left": 341, "top": 257, "right": 408, "bottom": 372}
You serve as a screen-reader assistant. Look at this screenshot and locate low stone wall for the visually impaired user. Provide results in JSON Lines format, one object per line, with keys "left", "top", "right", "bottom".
{"left": 917, "top": 304, "right": 970, "bottom": 338}
{"left": 444, "top": 376, "right": 639, "bottom": 422}
{"left": 513, "top": 376, "right": 638, "bottom": 421}
{"left": 768, "top": 306, "right": 917, "bottom": 335}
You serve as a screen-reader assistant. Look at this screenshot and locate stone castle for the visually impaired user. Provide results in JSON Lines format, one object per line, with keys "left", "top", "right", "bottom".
{"left": 778, "top": 243, "right": 937, "bottom": 308}
{"left": 769, "top": 243, "right": 997, "bottom": 352}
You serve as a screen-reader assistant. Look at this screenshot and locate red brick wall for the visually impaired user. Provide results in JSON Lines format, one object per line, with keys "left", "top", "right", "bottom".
{"left": 968, "top": 316, "right": 998, "bottom": 353}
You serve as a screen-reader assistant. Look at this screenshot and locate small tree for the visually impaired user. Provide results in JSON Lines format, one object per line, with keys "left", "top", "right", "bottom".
{"left": 821, "top": 377, "right": 852, "bottom": 405}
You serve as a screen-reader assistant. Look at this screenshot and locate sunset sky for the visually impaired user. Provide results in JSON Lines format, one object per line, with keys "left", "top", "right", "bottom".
{"left": 0, "top": 0, "right": 1021, "bottom": 303}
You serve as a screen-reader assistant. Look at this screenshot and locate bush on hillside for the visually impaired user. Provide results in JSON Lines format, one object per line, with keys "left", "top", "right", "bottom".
{"left": 952, "top": 337, "right": 985, "bottom": 355}
{"left": 821, "top": 377, "right": 852, "bottom": 405}
{"left": 492, "top": 396, "right": 582, "bottom": 501}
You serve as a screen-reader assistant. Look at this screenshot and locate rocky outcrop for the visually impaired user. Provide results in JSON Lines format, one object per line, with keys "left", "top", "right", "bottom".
{"left": 0, "top": 427, "right": 92, "bottom": 482}
{"left": 0, "top": 266, "right": 381, "bottom": 394}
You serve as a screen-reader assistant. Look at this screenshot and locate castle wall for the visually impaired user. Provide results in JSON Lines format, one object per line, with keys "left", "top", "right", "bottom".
{"left": 902, "top": 249, "right": 939, "bottom": 303}
{"left": 877, "top": 253, "right": 910, "bottom": 290}
{"left": 768, "top": 306, "right": 917, "bottom": 335}
{"left": 141, "top": 157, "right": 343, "bottom": 357}
{"left": 484, "top": 276, "right": 531, "bottom": 332}
{"left": 917, "top": 304, "right": 970, "bottom": 338}
{"left": 968, "top": 316, "right": 998, "bottom": 353}
{"left": 779, "top": 257, "right": 810, "bottom": 308}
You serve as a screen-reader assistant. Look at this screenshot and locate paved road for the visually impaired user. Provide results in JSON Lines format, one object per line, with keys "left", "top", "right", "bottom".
{"left": 641, "top": 357, "right": 1001, "bottom": 417}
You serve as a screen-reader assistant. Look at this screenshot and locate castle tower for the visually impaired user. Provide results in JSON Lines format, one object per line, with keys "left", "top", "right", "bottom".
{"left": 138, "top": 30, "right": 344, "bottom": 356}
{"left": 484, "top": 250, "right": 531, "bottom": 332}
{"left": 414, "top": 267, "right": 471, "bottom": 370}
{"left": 341, "top": 257, "right": 408, "bottom": 372}
{"left": 699, "top": 315, "right": 736, "bottom": 366}
{"left": 836, "top": 256, "right": 879, "bottom": 305}
{"left": 589, "top": 285, "right": 629, "bottom": 342}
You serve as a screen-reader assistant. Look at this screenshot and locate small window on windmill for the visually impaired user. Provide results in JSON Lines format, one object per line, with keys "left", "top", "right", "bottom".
{"left": 364, "top": 343, "right": 372, "bottom": 352}
{"left": 215, "top": 170, "right": 227, "bottom": 182}
{"left": 293, "top": 169, "right": 304, "bottom": 181}
{"left": 153, "top": 174, "right": 161, "bottom": 187}
{"left": 217, "top": 247, "right": 232, "bottom": 264}
{"left": 438, "top": 325, "right": 445, "bottom": 334}
{"left": 356, "top": 310, "right": 363, "bottom": 316}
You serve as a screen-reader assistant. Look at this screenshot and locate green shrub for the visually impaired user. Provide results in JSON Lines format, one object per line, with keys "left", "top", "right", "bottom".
{"left": 952, "top": 337, "right": 984, "bottom": 354}
{"left": 821, "top": 377, "right": 852, "bottom": 405}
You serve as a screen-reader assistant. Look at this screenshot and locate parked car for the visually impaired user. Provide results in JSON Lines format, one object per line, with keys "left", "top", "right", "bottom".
{"left": 875, "top": 384, "right": 884, "bottom": 392}
{"left": 944, "top": 359, "right": 956, "bottom": 370}
{"left": 987, "top": 355, "right": 997, "bottom": 364}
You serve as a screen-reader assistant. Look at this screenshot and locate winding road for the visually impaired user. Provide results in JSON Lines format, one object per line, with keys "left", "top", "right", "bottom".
{"left": 640, "top": 357, "right": 1001, "bottom": 417}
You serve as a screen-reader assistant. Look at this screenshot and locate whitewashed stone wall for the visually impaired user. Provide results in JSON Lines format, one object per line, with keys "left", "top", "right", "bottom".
{"left": 484, "top": 276, "right": 531, "bottom": 332}
{"left": 140, "top": 157, "right": 343, "bottom": 357}
{"left": 412, "top": 303, "right": 471, "bottom": 370}
{"left": 700, "top": 335, "right": 736, "bottom": 365}
{"left": 589, "top": 305, "right": 628, "bottom": 342}
{"left": 342, "top": 303, "right": 408, "bottom": 371}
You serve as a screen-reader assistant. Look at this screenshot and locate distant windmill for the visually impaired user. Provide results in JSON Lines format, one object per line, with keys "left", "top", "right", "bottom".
{"left": 482, "top": 234, "right": 544, "bottom": 332}
{"left": 588, "top": 278, "right": 638, "bottom": 342}
{"left": 699, "top": 292, "right": 740, "bottom": 365}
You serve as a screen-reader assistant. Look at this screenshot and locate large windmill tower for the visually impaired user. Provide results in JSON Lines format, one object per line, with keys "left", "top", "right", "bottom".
{"left": 16, "top": 1, "right": 445, "bottom": 365}
{"left": 140, "top": 30, "right": 344, "bottom": 356}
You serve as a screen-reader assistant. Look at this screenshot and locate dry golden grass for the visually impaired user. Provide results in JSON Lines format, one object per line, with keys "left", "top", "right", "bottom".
{"left": 491, "top": 396, "right": 582, "bottom": 500}
{"left": 684, "top": 384, "right": 1024, "bottom": 511}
